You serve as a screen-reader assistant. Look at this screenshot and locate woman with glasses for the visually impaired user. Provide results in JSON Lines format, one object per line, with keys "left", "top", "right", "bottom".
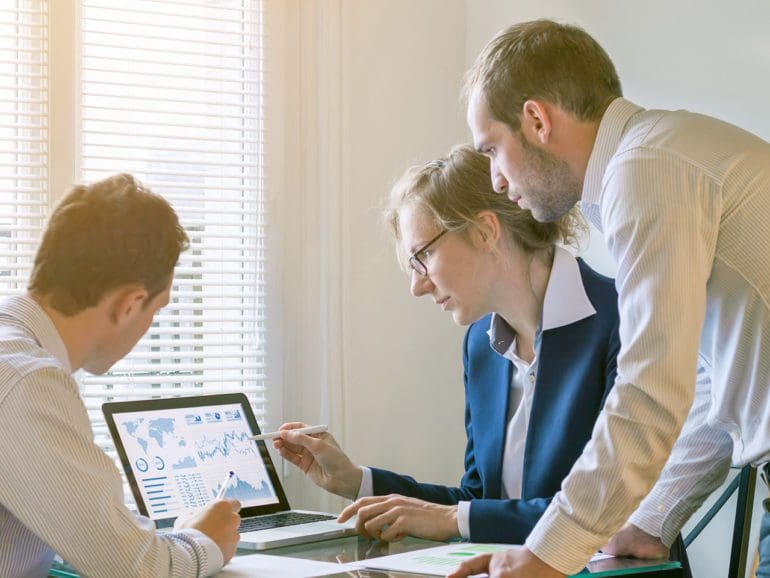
{"left": 273, "top": 145, "right": 686, "bottom": 566}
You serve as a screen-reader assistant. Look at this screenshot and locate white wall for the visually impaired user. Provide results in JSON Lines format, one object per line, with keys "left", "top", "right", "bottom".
{"left": 338, "top": 0, "right": 468, "bottom": 484}
{"left": 274, "top": 0, "right": 469, "bottom": 512}
{"left": 464, "top": 2, "right": 770, "bottom": 576}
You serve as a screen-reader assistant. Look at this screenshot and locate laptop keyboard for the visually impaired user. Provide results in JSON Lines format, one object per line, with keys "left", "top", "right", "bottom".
{"left": 239, "top": 512, "right": 337, "bottom": 532}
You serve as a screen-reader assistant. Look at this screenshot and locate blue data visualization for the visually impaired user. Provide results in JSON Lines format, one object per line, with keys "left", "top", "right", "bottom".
{"left": 114, "top": 402, "right": 280, "bottom": 519}
{"left": 173, "top": 456, "right": 197, "bottom": 470}
{"left": 195, "top": 430, "right": 258, "bottom": 462}
{"left": 215, "top": 474, "right": 273, "bottom": 501}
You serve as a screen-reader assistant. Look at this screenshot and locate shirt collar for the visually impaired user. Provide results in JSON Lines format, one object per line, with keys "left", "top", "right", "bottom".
{"left": 0, "top": 294, "right": 72, "bottom": 373}
{"left": 488, "top": 312, "right": 517, "bottom": 356}
{"left": 582, "top": 97, "right": 645, "bottom": 207}
{"left": 541, "top": 246, "right": 596, "bottom": 331}
{"left": 487, "top": 246, "right": 596, "bottom": 355}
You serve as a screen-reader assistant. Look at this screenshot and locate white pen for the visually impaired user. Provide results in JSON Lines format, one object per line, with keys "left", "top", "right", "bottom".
{"left": 215, "top": 470, "right": 235, "bottom": 500}
{"left": 248, "top": 424, "right": 328, "bottom": 441}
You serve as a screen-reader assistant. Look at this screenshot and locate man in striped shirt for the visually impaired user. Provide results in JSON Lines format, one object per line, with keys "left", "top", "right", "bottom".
{"left": 0, "top": 174, "right": 241, "bottom": 577}
{"left": 452, "top": 18, "right": 770, "bottom": 578}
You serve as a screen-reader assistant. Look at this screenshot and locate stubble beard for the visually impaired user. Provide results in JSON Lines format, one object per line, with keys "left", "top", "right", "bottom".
{"left": 516, "top": 134, "right": 582, "bottom": 223}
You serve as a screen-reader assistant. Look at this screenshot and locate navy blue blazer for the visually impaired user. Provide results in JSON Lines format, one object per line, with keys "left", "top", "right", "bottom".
{"left": 370, "top": 258, "right": 620, "bottom": 544}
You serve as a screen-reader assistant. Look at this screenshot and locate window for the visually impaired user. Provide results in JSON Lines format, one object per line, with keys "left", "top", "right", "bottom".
{"left": 0, "top": 0, "right": 268, "bottom": 463}
{"left": 0, "top": 1, "right": 48, "bottom": 295}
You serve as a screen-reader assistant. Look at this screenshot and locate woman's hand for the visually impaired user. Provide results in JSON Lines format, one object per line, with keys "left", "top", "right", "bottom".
{"left": 273, "top": 422, "right": 363, "bottom": 499}
{"left": 338, "top": 494, "right": 460, "bottom": 542}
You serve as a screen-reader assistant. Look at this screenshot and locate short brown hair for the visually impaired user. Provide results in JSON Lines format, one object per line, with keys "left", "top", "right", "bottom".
{"left": 29, "top": 173, "right": 189, "bottom": 315}
{"left": 464, "top": 19, "right": 622, "bottom": 132}
{"left": 384, "top": 144, "right": 584, "bottom": 267}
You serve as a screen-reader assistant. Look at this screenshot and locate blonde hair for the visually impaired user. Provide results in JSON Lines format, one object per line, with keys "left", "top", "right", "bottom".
{"left": 463, "top": 19, "right": 621, "bottom": 132}
{"left": 384, "top": 144, "right": 584, "bottom": 268}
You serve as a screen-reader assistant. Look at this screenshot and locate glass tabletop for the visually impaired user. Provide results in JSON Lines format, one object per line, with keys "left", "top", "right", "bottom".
{"left": 49, "top": 535, "right": 682, "bottom": 577}
{"left": 47, "top": 536, "right": 437, "bottom": 578}
{"left": 261, "top": 536, "right": 681, "bottom": 578}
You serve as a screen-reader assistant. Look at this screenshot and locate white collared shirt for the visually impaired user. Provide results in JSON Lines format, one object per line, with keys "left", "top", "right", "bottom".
{"left": 527, "top": 98, "right": 770, "bottom": 574}
{"left": 0, "top": 295, "right": 223, "bottom": 577}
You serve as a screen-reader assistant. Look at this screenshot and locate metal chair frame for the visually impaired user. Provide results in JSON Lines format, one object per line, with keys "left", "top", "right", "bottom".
{"left": 684, "top": 465, "right": 757, "bottom": 578}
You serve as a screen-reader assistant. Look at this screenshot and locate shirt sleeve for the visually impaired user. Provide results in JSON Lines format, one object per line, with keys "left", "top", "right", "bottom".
{"left": 457, "top": 501, "right": 472, "bottom": 539}
{"left": 628, "top": 361, "right": 732, "bottom": 545}
{"left": 0, "top": 368, "right": 225, "bottom": 578}
{"left": 171, "top": 529, "right": 225, "bottom": 574}
{"left": 357, "top": 467, "right": 374, "bottom": 499}
{"left": 527, "top": 148, "right": 722, "bottom": 574}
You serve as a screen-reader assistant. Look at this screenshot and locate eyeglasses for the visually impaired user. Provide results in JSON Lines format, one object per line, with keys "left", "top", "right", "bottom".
{"left": 408, "top": 230, "right": 447, "bottom": 276}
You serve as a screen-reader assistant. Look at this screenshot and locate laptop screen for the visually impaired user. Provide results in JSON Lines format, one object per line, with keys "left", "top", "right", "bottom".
{"left": 103, "top": 393, "right": 291, "bottom": 528}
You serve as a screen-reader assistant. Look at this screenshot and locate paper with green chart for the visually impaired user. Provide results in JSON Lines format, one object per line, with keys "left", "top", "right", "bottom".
{"left": 357, "top": 542, "right": 681, "bottom": 576}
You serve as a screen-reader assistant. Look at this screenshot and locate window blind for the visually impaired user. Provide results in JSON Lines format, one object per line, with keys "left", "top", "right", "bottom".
{"left": 77, "top": 0, "right": 267, "bottom": 451}
{"left": 0, "top": 1, "right": 48, "bottom": 294}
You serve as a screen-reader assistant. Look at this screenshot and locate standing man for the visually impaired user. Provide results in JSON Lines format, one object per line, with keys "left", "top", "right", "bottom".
{"left": 451, "top": 19, "right": 770, "bottom": 578}
{"left": 0, "top": 174, "right": 241, "bottom": 577}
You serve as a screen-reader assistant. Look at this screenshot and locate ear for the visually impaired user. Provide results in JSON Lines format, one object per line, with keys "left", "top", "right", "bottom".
{"left": 472, "top": 211, "right": 502, "bottom": 252}
{"left": 521, "top": 100, "right": 552, "bottom": 145}
{"left": 108, "top": 286, "right": 149, "bottom": 324}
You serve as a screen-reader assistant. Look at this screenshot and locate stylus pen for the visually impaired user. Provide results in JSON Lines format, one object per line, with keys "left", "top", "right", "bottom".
{"left": 248, "top": 424, "right": 328, "bottom": 441}
{"left": 215, "top": 470, "right": 235, "bottom": 500}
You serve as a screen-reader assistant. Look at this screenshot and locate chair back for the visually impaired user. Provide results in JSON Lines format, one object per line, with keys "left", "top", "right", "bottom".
{"left": 684, "top": 465, "right": 756, "bottom": 578}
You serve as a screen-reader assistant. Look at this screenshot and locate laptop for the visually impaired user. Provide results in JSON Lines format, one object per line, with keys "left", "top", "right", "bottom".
{"left": 103, "top": 393, "right": 357, "bottom": 550}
